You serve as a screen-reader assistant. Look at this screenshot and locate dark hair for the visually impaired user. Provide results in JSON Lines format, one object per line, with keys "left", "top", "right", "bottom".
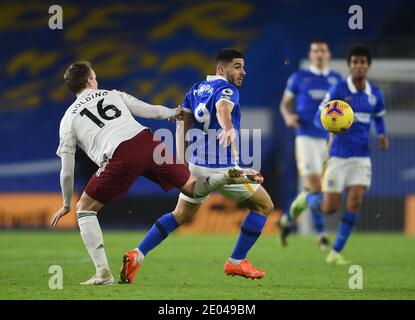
{"left": 215, "top": 48, "right": 244, "bottom": 65}
{"left": 63, "top": 61, "right": 93, "bottom": 93}
{"left": 347, "top": 44, "right": 372, "bottom": 65}
{"left": 310, "top": 39, "right": 328, "bottom": 46}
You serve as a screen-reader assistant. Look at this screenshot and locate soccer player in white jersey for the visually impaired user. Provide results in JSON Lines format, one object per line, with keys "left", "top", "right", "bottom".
{"left": 278, "top": 41, "right": 343, "bottom": 249}
{"left": 50, "top": 61, "right": 262, "bottom": 285}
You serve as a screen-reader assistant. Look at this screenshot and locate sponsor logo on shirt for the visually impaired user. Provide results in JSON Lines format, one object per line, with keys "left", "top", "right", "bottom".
{"left": 308, "top": 89, "right": 327, "bottom": 100}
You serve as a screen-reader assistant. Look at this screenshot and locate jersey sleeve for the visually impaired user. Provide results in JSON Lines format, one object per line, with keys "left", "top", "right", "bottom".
{"left": 181, "top": 90, "right": 193, "bottom": 114}
{"left": 56, "top": 116, "right": 76, "bottom": 157}
{"left": 214, "top": 86, "right": 239, "bottom": 108}
{"left": 284, "top": 72, "right": 300, "bottom": 96}
{"left": 119, "top": 91, "right": 176, "bottom": 119}
{"left": 374, "top": 90, "right": 386, "bottom": 117}
{"left": 373, "top": 90, "right": 386, "bottom": 135}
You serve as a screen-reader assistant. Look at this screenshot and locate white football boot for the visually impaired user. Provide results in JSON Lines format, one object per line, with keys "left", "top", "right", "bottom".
{"left": 80, "top": 268, "right": 116, "bottom": 285}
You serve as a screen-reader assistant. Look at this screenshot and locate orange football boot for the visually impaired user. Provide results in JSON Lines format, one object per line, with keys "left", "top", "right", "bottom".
{"left": 224, "top": 259, "right": 265, "bottom": 279}
{"left": 119, "top": 249, "right": 141, "bottom": 284}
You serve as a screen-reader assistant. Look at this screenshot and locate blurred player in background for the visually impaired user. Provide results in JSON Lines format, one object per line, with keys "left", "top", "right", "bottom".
{"left": 290, "top": 44, "right": 389, "bottom": 265}
{"left": 278, "top": 41, "right": 343, "bottom": 249}
{"left": 51, "top": 61, "right": 262, "bottom": 285}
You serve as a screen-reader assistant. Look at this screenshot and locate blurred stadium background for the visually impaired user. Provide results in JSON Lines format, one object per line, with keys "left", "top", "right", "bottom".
{"left": 1, "top": 0, "right": 414, "bottom": 236}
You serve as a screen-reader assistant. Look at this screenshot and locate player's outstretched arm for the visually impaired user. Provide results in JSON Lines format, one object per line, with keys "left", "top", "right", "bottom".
{"left": 50, "top": 153, "right": 75, "bottom": 227}
{"left": 121, "top": 92, "right": 178, "bottom": 120}
{"left": 216, "top": 99, "right": 236, "bottom": 147}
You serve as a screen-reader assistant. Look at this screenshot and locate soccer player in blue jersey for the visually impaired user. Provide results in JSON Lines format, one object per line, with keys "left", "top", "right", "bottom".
{"left": 278, "top": 41, "right": 343, "bottom": 249}
{"left": 119, "top": 49, "right": 274, "bottom": 282}
{"left": 289, "top": 44, "right": 389, "bottom": 265}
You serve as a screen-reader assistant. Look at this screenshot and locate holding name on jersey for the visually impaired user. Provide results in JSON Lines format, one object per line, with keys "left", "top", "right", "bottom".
{"left": 320, "top": 99, "right": 354, "bottom": 133}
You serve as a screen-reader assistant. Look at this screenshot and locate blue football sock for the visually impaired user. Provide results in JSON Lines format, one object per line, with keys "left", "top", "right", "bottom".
{"left": 231, "top": 211, "right": 267, "bottom": 260}
{"left": 138, "top": 213, "right": 178, "bottom": 256}
{"left": 306, "top": 192, "right": 323, "bottom": 211}
{"left": 333, "top": 210, "right": 358, "bottom": 252}
{"left": 311, "top": 207, "right": 326, "bottom": 235}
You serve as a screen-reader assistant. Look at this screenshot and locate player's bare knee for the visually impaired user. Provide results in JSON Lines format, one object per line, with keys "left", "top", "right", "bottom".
{"left": 251, "top": 198, "right": 273, "bottom": 216}
{"left": 76, "top": 194, "right": 102, "bottom": 213}
{"left": 172, "top": 200, "right": 199, "bottom": 225}
{"left": 305, "top": 176, "right": 322, "bottom": 193}
{"left": 347, "top": 196, "right": 363, "bottom": 212}
{"left": 264, "top": 198, "right": 274, "bottom": 216}
{"left": 76, "top": 199, "right": 95, "bottom": 213}
{"left": 322, "top": 202, "right": 338, "bottom": 215}
{"left": 172, "top": 209, "right": 193, "bottom": 225}
{"left": 179, "top": 175, "right": 197, "bottom": 198}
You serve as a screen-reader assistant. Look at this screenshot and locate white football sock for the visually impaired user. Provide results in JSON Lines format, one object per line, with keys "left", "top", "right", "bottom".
{"left": 193, "top": 173, "right": 229, "bottom": 198}
{"left": 318, "top": 232, "right": 328, "bottom": 239}
{"left": 229, "top": 258, "right": 242, "bottom": 265}
{"left": 77, "top": 211, "right": 110, "bottom": 273}
{"left": 134, "top": 248, "right": 145, "bottom": 264}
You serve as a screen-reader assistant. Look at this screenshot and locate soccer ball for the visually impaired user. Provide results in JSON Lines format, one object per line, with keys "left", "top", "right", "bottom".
{"left": 320, "top": 100, "right": 354, "bottom": 133}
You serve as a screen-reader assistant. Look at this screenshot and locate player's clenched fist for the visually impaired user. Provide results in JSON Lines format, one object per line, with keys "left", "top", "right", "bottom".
{"left": 168, "top": 105, "right": 184, "bottom": 122}
{"left": 378, "top": 135, "right": 389, "bottom": 150}
{"left": 283, "top": 113, "right": 300, "bottom": 129}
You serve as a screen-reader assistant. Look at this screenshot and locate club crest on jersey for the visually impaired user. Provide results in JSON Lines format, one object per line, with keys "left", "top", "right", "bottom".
{"left": 368, "top": 94, "right": 377, "bottom": 106}
{"left": 221, "top": 88, "right": 233, "bottom": 96}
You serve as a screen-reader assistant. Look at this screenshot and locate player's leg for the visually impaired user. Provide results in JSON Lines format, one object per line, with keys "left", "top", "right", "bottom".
{"left": 134, "top": 197, "right": 202, "bottom": 265}
{"left": 305, "top": 174, "right": 329, "bottom": 249}
{"left": 130, "top": 165, "right": 263, "bottom": 266}
{"left": 80, "top": 131, "right": 156, "bottom": 284}
{"left": 76, "top": 192, "right": 115, "bottom": 285}
{"left": 326, "top": 158, "right": 370, "bottom": 265}
{"left": 279, "top": 174, "right": 327, "bottom": 246}
{"left": 278, "top": 137, "right": 328, "bottom": 246}
{"left": 223, "top": 185, "right": 274, "bottom": 279}
{"left": 329, "top": 185, "right": 365, "bottom": 262}
{"left": 308, "top": 137, "right": 330, "bottom": 245}
{"left": 120, "top": 169, "right": 262, "bottom": 283}
{"left": 179, "top": 169, "right": 264, "bottom": 199}
{"left": 120, "top": 181, "right": 208, "bottom": 284}
{"left": 119, "top": 150, "right": 263, "bottom": 283}
{"left": 289, "top": 156, "right": 345, "bottom": 217}
{"left": 320, "top": 192, "right": 342, "bottom": 214}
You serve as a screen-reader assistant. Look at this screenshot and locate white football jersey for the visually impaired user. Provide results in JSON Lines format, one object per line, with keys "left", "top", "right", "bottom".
{"left": 56, "top": 89, "right": 147, "bottom": 166}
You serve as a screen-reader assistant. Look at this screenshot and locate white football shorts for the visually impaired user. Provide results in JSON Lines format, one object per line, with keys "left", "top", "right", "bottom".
{"left": 179, "top": 163, "right": 261, "bottom": 204}
{"left": 322, "top": 157, "right": 372, "bottom": 193}
{"left": 295, "top": 135, "right": 328, "bottom": 176}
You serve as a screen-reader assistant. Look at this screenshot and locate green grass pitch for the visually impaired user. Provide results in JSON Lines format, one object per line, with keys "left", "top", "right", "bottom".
{"left": 1, "top": 231, "right": 415, "bottom": 300}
